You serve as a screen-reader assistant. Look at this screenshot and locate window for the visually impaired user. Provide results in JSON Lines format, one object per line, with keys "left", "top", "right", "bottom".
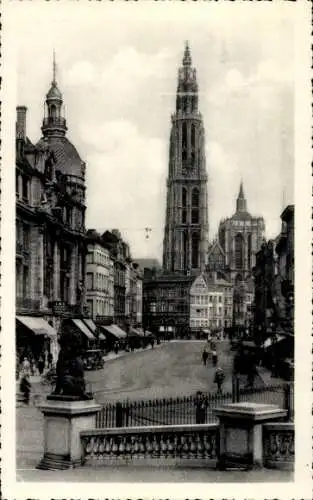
{"left": 191, "top": 124, "right": 196, "bottom": 148}
{"left": 219, "top": 296, "right": 222, "bottom": 303}
{"left": 247, "top": 233, "right": 252, "bottom": 269}
{"left": 191, "top": 233, "right": 199, "bottom": 269}
{"left": 182, "top": 122, "right": 187, "bottom": 149}
{"left": 22, "top": 176, "right": 29, "bottom": 202}
{"left": 191, "top": 188, "right": 199, "bottom": 224}
{"left": 86, "top": 273, "right": 93, "bottom": 290}
{"left": 235, "top": 233, "right": 244, "bottom": 269}
{"left": 183, "top": 230, "right": 188, "bottom": 270}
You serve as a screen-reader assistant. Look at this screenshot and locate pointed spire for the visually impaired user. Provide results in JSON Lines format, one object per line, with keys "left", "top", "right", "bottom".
{"left": 52, "top": 49, "right": 57, "bottom": 85}
{"left": 236, "top": 180, "right": 247, "bottom": 212}
{"left": 182, "top": 41, "right": 192, "bottom": 67}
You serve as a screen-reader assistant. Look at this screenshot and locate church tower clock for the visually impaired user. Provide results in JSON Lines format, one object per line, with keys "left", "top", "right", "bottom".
{"left": 163, "top": 42, "right": 208, "bottom": 274}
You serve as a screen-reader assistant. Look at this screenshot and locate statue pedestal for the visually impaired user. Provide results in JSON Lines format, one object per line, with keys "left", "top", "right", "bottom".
{"left": 37, "top": 397, "right": 101, "bottom": 470}
{"left": 214, "top": 402, "right": 287, "bottom": 470}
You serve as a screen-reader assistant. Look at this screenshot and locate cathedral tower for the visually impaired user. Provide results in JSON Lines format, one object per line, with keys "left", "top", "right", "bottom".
{"left": 163, "top": 42, "right": 208, "bottom": 274}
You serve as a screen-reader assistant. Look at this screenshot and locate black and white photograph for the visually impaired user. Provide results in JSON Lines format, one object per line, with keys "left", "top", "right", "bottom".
{"left": 1, "top": 1, "right": 311, "bottom": 498}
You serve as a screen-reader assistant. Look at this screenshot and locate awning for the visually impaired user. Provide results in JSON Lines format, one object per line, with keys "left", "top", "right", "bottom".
{"left": 100, "top": 324, "right": 127, "bottom": 339}
{"left": 99, "top": 332, "right": 106, "bottom": 340}
{"left": 82, "top": 318, "right": 97, "bottom": 334}
{"left": 145, "top": 330, "right": 154, "bottom": 337}
{"left": 72, "top": 319, "right": 95, "bottom": 340}
{"left": 129, "top": 328, "right": 142, "bottom": 337}
{"left": 17, "top": 316, "right": 57, "bottom": 337}
{"left": 263, "top": 335, "right": 285, "bottom": 349}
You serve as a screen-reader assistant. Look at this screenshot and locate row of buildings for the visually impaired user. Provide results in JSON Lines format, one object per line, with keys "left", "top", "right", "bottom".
{"left": 16, "top": 65, "right": 143, "bottom": 364}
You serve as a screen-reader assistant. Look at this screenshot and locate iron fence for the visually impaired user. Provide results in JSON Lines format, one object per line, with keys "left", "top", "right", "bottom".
{"left": 95, "top": 383, "right": 293, "bottom": 429}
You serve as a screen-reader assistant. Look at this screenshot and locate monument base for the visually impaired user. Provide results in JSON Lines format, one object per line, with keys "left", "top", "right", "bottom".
{"left": 214, "top": 402, "right": 287, "bottom": 471}
{"left": 37, "top": 397, "right": 101, "bottom": 470}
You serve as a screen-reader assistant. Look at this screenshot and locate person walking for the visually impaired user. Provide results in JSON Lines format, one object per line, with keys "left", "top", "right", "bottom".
{"left": 38, "top": 355, "right": 45, "bottom": 376}
{"left": 47, "top": 352, "right": 53, "bottom": 369}
{"left": 214, "top": 367, "right": 225, "bottom": 395}
{"left": 20, "top": 357, "right": 32, "bottom": 405}
{"left": 202, "top": 348, "right": 209, "bottom": 366}
{"left": 194, "top": 391, "right": 208, "bottom": 424}
{"left": 211, "top": 348, "right": 218, "bottom": 367}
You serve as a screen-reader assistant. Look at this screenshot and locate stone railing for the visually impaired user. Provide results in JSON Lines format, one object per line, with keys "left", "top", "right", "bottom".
{"left": 80, "top": 424, "right": 219, "bottom": 466}
{"left": 263, "top": 422, "right": 294, "bottom": 470}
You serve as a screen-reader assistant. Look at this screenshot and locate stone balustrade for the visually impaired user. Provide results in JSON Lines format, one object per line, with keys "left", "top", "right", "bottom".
{"left": 80, "top": 424, "right": 219, "bottom": 466}
{"left": 263, "top": 422, "right": 294, "bottom": 470}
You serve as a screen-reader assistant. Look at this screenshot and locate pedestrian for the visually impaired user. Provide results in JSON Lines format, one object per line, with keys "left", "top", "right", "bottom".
{"left": 212, "top": 348, "right": 218, "bottom": 367}
{"left": 21, "top": 356, "right": 31, "bottom": 376}
{"left": 20, "top": 373, "right": 31, "bottom": 405}
{"left": 151, "top": 338, "right": 155, "bottom": 349}
{"left": 38, "top": 355, "right": 45, "bottom": 376}
{"left": 214, "top": 367, "right": 225, "bottom": 395}
{"left": 194, "top": 391, "right": 208, "bottom": 424}
{"left": 47, "top": 352, "right": 53, "bottom": 369}
{"left": 202, "top": 348, "right": 209, "bottom": 366}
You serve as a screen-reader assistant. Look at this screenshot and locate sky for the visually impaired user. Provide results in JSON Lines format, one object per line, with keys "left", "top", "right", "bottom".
{"left": 11, "top": 2, "right": 294, "bottom": 262}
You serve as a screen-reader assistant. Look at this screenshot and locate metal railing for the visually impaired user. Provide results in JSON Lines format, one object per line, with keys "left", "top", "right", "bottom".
{"left": 95, "top": 383, "right": 294, "bottom": 429}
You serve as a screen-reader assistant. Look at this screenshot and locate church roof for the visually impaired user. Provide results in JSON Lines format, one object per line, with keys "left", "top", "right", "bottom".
{"left": 36, "top": 136, "right": 85, "bottom": 181}
{"left": 207, "top": 239, "right": 225, "bottom": 257}
{"left": 231, "top": 210, "right": 253, "bottom": 221}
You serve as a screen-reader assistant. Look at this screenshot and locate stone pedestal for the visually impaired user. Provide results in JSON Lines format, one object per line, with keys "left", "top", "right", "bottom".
{"left": 37, "top": 398, "right": 101, "bottom": 470}
{"left": 214, "top": 402, "right": 287, "bottom": 470}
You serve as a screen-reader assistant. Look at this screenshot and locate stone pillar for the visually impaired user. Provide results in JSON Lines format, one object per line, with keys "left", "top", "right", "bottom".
{"left": 30, "top": 226, "right": 44, "bottom": 303}
{"left": 214, "top": 402, "right": 287, "bottom": 470}
{"left": 37, "top": 398, "right": 101, "bottom": 470}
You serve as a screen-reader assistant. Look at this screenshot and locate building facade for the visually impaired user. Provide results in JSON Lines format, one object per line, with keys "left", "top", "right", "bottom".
{"left": 85, "top": 230, "right": 114, "bottom": 320}
{"left": 189, "top": 274, "right": 209, "bottom": 330}
{"left": 16, "top": 66, "right": 92, "bottom": 364}
{"left": 218, "top": 182, "right": 265, "bottom": 283}
{"left": 162, "top": 42, "right": 208, "bottom": 274}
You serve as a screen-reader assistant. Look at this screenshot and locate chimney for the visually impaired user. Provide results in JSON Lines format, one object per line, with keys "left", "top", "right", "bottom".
{"left": 16, "top": 106, "right": 27, "bottom": 140}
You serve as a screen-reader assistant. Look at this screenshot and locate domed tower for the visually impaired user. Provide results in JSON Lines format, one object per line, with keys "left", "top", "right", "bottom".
{"left": 42, "top": 53, "right": 67, "bottom": 138}
{"left": 36, "top": 55, "right": 87, "bottom": 309}
{"left": 163, "top": 42, "right": 209, "bottom": 274}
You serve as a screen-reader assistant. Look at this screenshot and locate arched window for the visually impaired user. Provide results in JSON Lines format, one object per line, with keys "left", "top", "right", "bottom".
{"left": 182, "top": 187, "right": 187, "bottom": 224}
{"left": 191, "top": 124, "right": 196, "bottom": 148}
{"left": 182, "top": 122, "right": 187, "bottom": 149}
{"left": 191, "top": 188, "right": 199, "bottom": 224}
{"left": 191, "top": 233, "right": 199, "bottom": 269}
{"left": 235, "top": 234, "right": 244, "bottom": 269}
{"left": 50, "top": 104, "right": 56, "bottom": 120}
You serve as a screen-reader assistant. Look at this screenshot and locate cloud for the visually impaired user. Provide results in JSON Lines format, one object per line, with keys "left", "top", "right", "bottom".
{"left": 84, "top": 119, "right": 166, "bottom": 257}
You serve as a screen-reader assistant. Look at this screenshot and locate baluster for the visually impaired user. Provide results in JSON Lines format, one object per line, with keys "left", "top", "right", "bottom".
{"left": 146, "top": 434, "right": 153, "bottom": 457}
{"left": 125, "top": 435, "right": 131, "bottom": 456}
{"left": 196, "top": 433, "right": 204, "bottom": 458}
{"left": 119, "top": 435, "right": 126, "bottom": 457}
{"left": 203, "top": 434, "right": 211, "bottom": 458}
{"left": 130, "top": 435, "right": 136, "bottom": 457}
{"left": 86, "top": 436, "right": 94, "bottom": 455}
{"left": 105, "top": 435, "right": 111, "bottom": 455}
{"left": 139, "top": 435, "right": 145, "bottom": 455}
{"left": 288, "top": 432, "right": 294, "bottom": 456}
{"left": 160, "top": 433, "right": 168, "bottom": 457}
{"left": 98, "top": 437, "right": 105, "bottom": 460}
{"left": 182, "top": 434, "right": 189, "bottom": 458}
{"left": 173, "top": 434, "right": 179, "bottom": 458}
{"left": 269, "top": 432, "right": 279, "bottom": 457}
{"left": 167, "top": 434, "right": 174, "bottom": 458}
{"left": 189, "top": 433, "right": 196, "bottom": 457}
{"left": 112, "top": 435, "right": 118, "bottom": 455}
{"left": 152, "top": 434, "right": 160, "bottom": 458}
{"left": 134, "top": 434, "right": 140, "bottom": 458}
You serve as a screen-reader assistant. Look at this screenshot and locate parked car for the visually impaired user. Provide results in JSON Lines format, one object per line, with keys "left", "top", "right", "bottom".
{"left": 83, "top": 349, "right": 105, "bottom": 370}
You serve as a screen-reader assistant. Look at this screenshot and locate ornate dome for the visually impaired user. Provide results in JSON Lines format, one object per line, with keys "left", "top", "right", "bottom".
{"left": 46, "top": 82, "right": 62, "bottom": 101}
{"left": 36, "top": 136, "right": 85, "bottom": 182}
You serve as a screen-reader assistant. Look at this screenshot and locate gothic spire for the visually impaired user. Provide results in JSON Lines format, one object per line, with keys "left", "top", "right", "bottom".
{"left": 236, "top": 181, "right": 247, "bottom": 212}
{"left": 182, "top": 41, "right": 192, "bottom": 67}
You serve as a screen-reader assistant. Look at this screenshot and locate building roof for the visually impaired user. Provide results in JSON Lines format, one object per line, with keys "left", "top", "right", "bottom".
{"left": 231, "top": 210, "right": 253, "bottom": 221}
{"left": 36, "top": 136, "right": 85, "bottom": 181}
{"left": 135, "top": 258, "right": 162, "bottom": 271}
{"left": 46, "top": 82, "right": 62, "bottom": 101}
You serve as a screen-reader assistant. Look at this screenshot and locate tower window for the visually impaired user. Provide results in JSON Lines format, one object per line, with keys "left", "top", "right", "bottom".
{"left": 182, "top": 187, "right": 187, "bottom": 207}
{"left": 192, "top": 209, "right": 199, "bottom": 224}
{"left": 183, "top": 231, "right": 188, "bottom": 270}
{"left": 191, "top": 233, "right": 199, "bottom": 269}
{"left": 247, "top": 233, "right": 252, "bottom": 269}
{"left": 182, "top": 122, "right": 187, "bottom": 149}
{"left": 191, "top": 188, "right": 199, "bottom": 206}
{"left": 191, "top": 124, "right": 196, "bottom": 148}
{"left": 235, "top": 233, "right": 244, "bottom": 269}
{"left": 182, "top": 210, "right": 187, "bottom": 224}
